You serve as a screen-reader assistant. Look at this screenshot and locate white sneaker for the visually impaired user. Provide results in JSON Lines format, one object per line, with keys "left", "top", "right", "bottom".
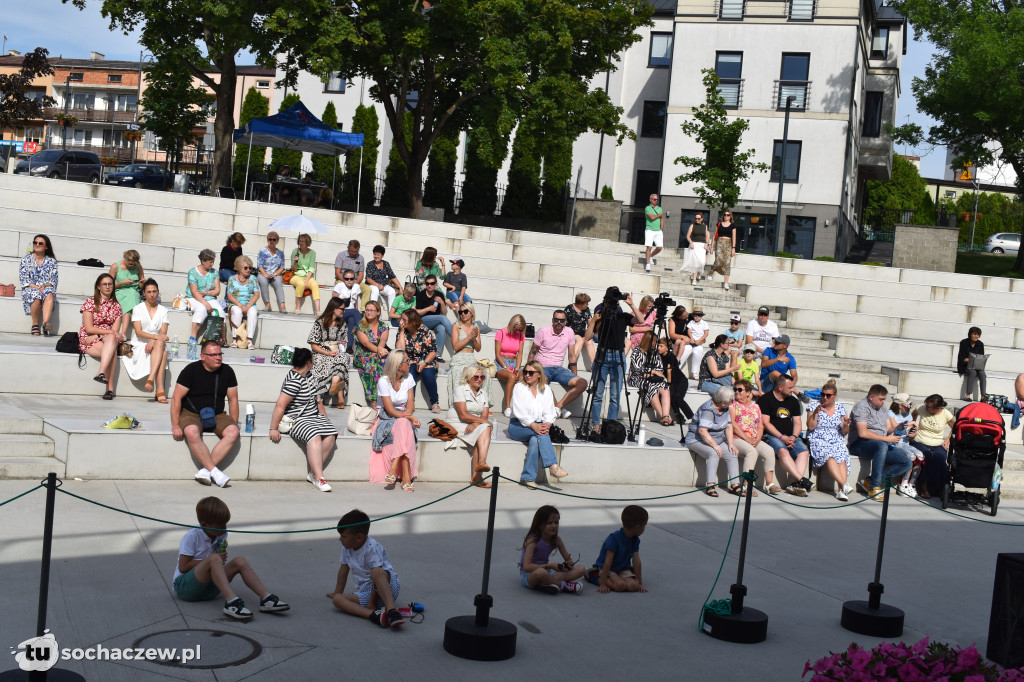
{"left": 313, "top": 477, "right": 332, "bottom": 492}
{"left": 645, "top": 263, "right": 651, "bottom": 272}
{"left": 723, "top": 283, "right": 730, "bottom": 291}
{"left": 835, "top": 488, "right": 849, "bottom": 502}
{"left": 503, "top": 408, "right": 513, "bottom": 418}
{"left": 706, "top": 273, "right": 714, "bottom": 281}
{"left": 210, "top": 467, "right": 230, "bottom": 488}
{"left": 194, "top": 469, "right": 212, "bottom": 485}
{"left": 841, "top": 483, "right": 853, "bottom": 496}
{"left": 559, "top": 408, "right": 573, "bottom": 419}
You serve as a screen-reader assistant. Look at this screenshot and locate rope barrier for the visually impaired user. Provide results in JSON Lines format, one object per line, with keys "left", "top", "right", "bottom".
{"left": 0, "top": 483, "right": 44, "bottom": 508}
{"left": 53, "top": 474, "right": 491, "bottom": 534}
{"left": 907, "top": 492, "right": 1024, "bottom": 527}
{"left": 495, "top": 473, "right": 748, "bottom": 501}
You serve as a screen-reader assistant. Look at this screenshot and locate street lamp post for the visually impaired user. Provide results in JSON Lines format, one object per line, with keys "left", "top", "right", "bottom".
{"left": 105, "top": 95, "right": 118, "bottom": 166}
{"left": 773, "top": 95, "right": 795, "bottom": 258}
{"left": 61, "top": 74, "right": 71, "bottom": 151}
{"left": 131, "top": 51, "right": 152, "bottom": 164}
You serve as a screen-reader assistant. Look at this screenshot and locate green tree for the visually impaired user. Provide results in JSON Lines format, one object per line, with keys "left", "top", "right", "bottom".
{"left": 346, "top": 104, "right": 380, "bottom": 207}
{"left": 310, "top": 101, "right": 342, "bottom": 192}
{"left": 674, "top": 70, "right": 768, "bottom": 215}
{"left": 138, "top": 55, "right": 214, "bottom": 174}
{"left": 423, "top": 129, "right": 458, "bottom": 213}
{"left": 64, "top": 0, "right": 346, "bottom": 191}
{"left": 233, "top": 86, "right": 269, "bottom": 191}
{"left": 0, "top": 48, "right": 55, "bottom": 134}
{"left": 862, "top": 154, "right": 932, "bottom": 232}
{"left": 600, "top": 185, "right": 615, "bottom": 200}
{"left": 502, "top": 127, "right": 542, "bottom": 219}
{"left": 380, "top": 111, "right": 413, "bottom": 209}
{"left": 270, "top": 94, "right": 303, "bottom": 173}
{"left": 889, "top": 0, "right": 1024, "bottom": 268}
{"left": 459, "top": 128, "right": 509, "bottom": 216}
{"left": 303, "top": 0, "right": 652, "bottom": 218}
{"left": 540, "top": 135, "right": 573, "bottom": 221}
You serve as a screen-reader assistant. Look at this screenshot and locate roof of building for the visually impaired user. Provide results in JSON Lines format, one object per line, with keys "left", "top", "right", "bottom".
{"left": 0, "top": 54, "right": 274, "bottom": 77}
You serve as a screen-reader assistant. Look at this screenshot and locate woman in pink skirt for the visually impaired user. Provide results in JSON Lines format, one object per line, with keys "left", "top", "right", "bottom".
{"left": 369, "top": 350, "right": 421, "bottom": 491}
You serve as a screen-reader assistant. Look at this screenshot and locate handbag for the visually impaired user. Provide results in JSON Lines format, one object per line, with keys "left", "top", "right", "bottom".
{"left": 117, "top": 341, "right": 133, "bottom": 358}
{"left": 0, "top": 283, "right": 14, "bottom": 297}
{"left": 55, "top": 331, "right": 87, "bottom": 369}
{"left": 171, "top": 293, "right": 192, "bottom": 312}
{"left": 549, "top": 424, "right": 570, "bottom": 444}
{"left": 271, "top": 344, "right": 295, "bottom": 365}
{"left": 984, "top": 394, "right": 1009, "bottom": 412}
{"left": 476, "top": 357, "right": 498, "bottom": 378}
{"left": 277, "top": 414, "right": 295, "bottom": 434}
{"left": 428, "top": 418, "right": 457, "bottom": 441}
{"left": 281, "top": 270, "right": 293, "bottom": 285}
{"left": 968, "top": 353, "right": 989, "bottom": 371}
{"left": 347, "top": 404, "right": 377, "bottom": 435}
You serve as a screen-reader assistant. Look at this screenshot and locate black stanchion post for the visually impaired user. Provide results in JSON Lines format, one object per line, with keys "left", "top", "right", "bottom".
{"left": 841, "top": 481, "right": 904, "bottom": 637}
{"left": 1, "top": 473, "right": 85, "bottom": 682}
{"left": 703, "top": 471, "right": 769, "bottom": 643}
{"left": 443, "top": 467, "right": 517, "bottom": 660}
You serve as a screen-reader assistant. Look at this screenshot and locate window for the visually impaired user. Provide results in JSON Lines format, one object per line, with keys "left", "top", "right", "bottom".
{"left": 770, "top": 140, "right": 802, "bottom": 183}
{"left": 640, "top": 101, "right": 667, "bottom": 138}
{"left": 324, "top": 72, "right": 346, "bottom": 93}
{"left": 107, "top": 74, "right": 122, "bottom": 83}
{"left": 649, "top": 33, "right": 672, "bottom": 67}
{"left": 102, "top": 130, "right": 129, "bottom": 148}
{"left": 871, "top": 26, "right": 889, "bottom": 59}
{"left": 731, "top": 212, "right": 777, "bottom": 255}
{"left": 68, "top": 73, "right": 84, "bottom": 82}
{"left": 256, "top": 80, "right": 270, "bottom": 89}
{"left": 789, "top": 0, "right": 814, "bottom": 20}
{"left": 862, "top": 91, "right": 883, "bottom": 137}
{"left": 72, "top": 130, "right": 92, "bottom": 146}
{"left": 24, "top": 91, "right": 46, "bottom": 102}
{"left": 719, "top": 0, "right": 744, "bottom": 20}
{"left": 944, "top": 190, "right": 956, "bottom": 198}
{"left": 784, "top": 216, "right": 816, "bottom": 258}
{"left": 633, "top": 170, "right": 660, "bottom": 208}
{"left": 715, "top": 52, "right": 743, "bottom": 108}
{"left": 71, "top": 93, "right": 95, "bottom": 110}
{"left": 778, "top": 53, "right": 810, "bottom": 109}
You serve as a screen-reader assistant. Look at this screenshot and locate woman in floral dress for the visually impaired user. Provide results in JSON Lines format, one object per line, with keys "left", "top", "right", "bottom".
{"left": 396, "top": 309, "right": 439, "bottom": 412}
{"left": 308, "top": 297, "right": 349, "bottom": 408}
{"left": 20, "top": 234, "right": 58, "bottom": 335}
{"left": 354, "top": 300, "right": 390, "bottom": 408}
{"left": 806, "top": 378, "right": 853, "bottom": 500}
{"left": 79, "top": 273, "right": 124, "bottom": 400}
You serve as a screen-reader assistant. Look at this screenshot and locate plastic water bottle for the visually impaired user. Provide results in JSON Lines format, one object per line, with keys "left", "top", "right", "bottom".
{"left": 170, "top": 335, "right": 180, "bottom": 360}
{"left": 992, "top": 464, "right": 1002, "bottom": 491}
{"left": 245, "top": 404, "right": 255, "bottom": 433}
{"left": 637, "top": 427, "right": 646, "bottom": 447}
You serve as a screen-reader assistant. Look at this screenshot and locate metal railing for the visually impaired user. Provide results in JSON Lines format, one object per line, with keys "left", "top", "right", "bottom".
{"left": 773, "top": 80, "right": 810, "bottom": 110}
{"left": 718, "top": 80, "right": 744, "bottom": 109}
{"left": 717, "top": 0, "right": 745, "bottom": 19}
{"left": 788, "top": 0, "right": 815, "bottom": 20}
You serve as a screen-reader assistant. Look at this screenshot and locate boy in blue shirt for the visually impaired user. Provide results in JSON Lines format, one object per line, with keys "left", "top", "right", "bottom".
{"left": 327, "top": 509, "right": 406, "bottom": 629}
{"left": 172, "top": 496, "right": 290, "bottom": 620}
{"left": 587, "top": 505, "right": 648, "bottom": 593}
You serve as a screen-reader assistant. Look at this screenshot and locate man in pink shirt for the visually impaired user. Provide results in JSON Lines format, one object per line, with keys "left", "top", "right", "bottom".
{"left": 528, "top": 309, "right": 587, "bottom": 418}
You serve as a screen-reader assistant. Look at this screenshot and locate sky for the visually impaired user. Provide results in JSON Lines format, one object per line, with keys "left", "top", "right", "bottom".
{"left": 3, "top": 0, "right": 946, "bottom": 179}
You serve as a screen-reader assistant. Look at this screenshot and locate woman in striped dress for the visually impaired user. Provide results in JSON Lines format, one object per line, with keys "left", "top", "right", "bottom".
{"left": 269, "top": 348, "right": 338, "bottom": 492}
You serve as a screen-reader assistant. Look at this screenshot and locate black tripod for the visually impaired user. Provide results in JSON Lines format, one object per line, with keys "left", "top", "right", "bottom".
{"left": 575, "top": 305, "right": 634, "bottom": 442}
{"left": 626, "top": 311, "right": 684, "bottom": 442}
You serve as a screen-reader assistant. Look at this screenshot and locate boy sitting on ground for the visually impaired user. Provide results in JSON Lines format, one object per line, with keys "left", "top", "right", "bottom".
{"left": 587, "top": 505, "right": 649, "bottom": 594}
{"left": 327, "top": 509, "right": 407, "bottom": 629}
{"left": 172, "top": 496, "right": 290, "bottom": 620}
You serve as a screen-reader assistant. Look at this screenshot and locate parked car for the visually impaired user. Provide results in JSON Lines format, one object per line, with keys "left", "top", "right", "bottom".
{"left": 13, "top": 150, "right": 102, "bottom": 183}
{"left": 104, "top": 164, "right": 170, "bottom": 190}
{"left": 983, "top": 233, "right": 1021, "bottom": 255}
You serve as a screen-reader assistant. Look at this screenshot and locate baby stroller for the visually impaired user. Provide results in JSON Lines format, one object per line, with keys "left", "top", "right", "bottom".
{"left": 943, "top": 402, "right": 1005, "bottom": 516}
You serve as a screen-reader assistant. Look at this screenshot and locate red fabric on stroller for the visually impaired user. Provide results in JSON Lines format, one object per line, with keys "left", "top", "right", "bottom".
{"left": 954, "top": 402, "right": 1004, "bottom": 447}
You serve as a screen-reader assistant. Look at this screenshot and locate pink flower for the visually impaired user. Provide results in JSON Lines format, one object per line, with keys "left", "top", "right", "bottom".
{"left": 870, "top": 662, "right": 889, "bottom": 677}
{"left": 849, "top": 649, "right": 872, "bottom": 671}
{"left": 957, "top": 646, "right": 981, "bottom": 670}
{"left": 963, "top": 676, "right": 986, "bottom": 682}
{"left": 898, "top": 662, "right": 925, "bottom": 682}
{"left": 803, "top": 660, "right": 813, "bottom": 677}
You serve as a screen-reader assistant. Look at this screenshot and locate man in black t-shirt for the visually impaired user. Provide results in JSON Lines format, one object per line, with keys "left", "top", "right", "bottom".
{"left": 585, "top": 287, "right": 643, "bottom": 432}
{"left": 413, "top": 276, "right": 452, "bottom": 360}
{"left": 171, "top": 340, "right": 240, "bottom": 487}
{"left": 756, "top": 374, "right": 811, "bottom": 496}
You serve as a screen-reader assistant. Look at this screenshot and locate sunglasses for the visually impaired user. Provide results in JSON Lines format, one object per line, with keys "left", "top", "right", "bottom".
{"left": 822, "top": 392, "right": 836, "bottom": 398}
{"left": 458, "top": 309, "right": 471, "bottom": 316}
{"left": 731, "top": 320, "right": 740, "bottom": 324}
{"left": 735, "top": 387, "right": 748, "bottom": 393}
{"left": 523, "top": 370, "right": 539, "bottom": 376}
{"left": 202, "top": 352, "right": 223, "bottom": 358}
{"left": 267, "top": 238, "right": 278, "bottom": 242}
{"left": 552, "top": 318, "right": 566, "bottom": 324}
{"left": 693, "top": 313, "right": 704, "bottom": 317}
{"left": 472, "top": 375, "right": 485, "bottom": 380}
{"left": 33, "top": 240, "right": 46, "bottom": 246}
{"left": 343, "top": 277, "right": 355, "bottom": 282}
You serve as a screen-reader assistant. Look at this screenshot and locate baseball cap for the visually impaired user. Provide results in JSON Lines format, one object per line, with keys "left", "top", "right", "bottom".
{"left": 774, "top": 334, "right": 791, "bottom": 346}
{"left": 730, "top": 314, "right": 741, "bottom": 323}
{"left": 892, "top": 392, "right": 912, "bottom": 408}
{"left": 453, "top": 258, "right": 465, "bottom": 268}
{"left": 742, "top": 343, "right": 757, "bottom": 353}
{"left": 757, "top": 306, "right": 770, "bottom": 315}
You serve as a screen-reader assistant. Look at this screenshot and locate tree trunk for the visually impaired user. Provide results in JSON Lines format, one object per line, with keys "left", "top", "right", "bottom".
{"left": 211, "top": 58, "right": 237, "bottom": 194}
{"left": 406, "top": 157, "right": 424, "bottom": 219}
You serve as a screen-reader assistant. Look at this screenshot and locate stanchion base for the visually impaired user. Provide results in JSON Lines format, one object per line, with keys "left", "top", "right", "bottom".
{"left": 443, "top": 615, "right": 517, "bottom": 661}
{"left": 0, "top": 668, "right": 86, "bottom": 681}
{"left": 701, "top": 606, "right": 769, "bottom": 643}
{"left": 841, "top": 600, "right": 904, "bottom": 638}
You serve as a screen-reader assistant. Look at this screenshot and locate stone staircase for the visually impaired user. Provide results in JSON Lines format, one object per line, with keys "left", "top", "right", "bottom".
{"left": 0, "top": 399, "right": 61, "bottom": 479}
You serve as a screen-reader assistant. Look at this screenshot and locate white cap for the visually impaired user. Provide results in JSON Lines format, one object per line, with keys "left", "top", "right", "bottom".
{"left": 246, "top": 403, "right": 255, "bottom": 414}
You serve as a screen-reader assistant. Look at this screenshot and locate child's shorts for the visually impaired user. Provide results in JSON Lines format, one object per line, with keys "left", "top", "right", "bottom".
{"left": 587, "top": 566, "right": 635, "bottom": 585}
{"left": 173, "top": 568, "right": 222, "bottom": 602}
{"left": 355, "top": 570, "right": 401, "bottom": 608}
{"left": 520, "top": 568, "right": 554, "bottom": 589}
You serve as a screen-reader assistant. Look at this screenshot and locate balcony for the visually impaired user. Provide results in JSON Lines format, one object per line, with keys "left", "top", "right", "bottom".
{"left": 718, "top": 79, "right": 744, "bottom": 109}
{"left": 717, "top": 0, "right": 744, "bottom": 20}
{"left": 788, "top": 0, "right": 815, "bottom": 20}
{"left": 43, "top": 107, "right": 137, "bottom": 124}
{"left": 773, "top": 80, "right": 810, "bottom": 110}
{"left": 858, "top": 136, "right": 892, "bottom": 181}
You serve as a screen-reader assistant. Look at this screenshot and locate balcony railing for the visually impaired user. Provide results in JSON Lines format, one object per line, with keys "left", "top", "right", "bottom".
{"left": 773, "top": 80, "right": 810, "bottom": 110}
{"left": 718, "top": 80, "right": 744, "bottom": 109}
{"left": 43, "top": 107, "right": 137, "bottom": 124}
{"left": 718, "top": 0, "right": 744, "bottom": 20}
{"left": 788, "top": 0, "right": 815, "bottom": 20}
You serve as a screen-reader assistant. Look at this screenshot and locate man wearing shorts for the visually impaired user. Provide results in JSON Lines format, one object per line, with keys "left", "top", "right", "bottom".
{"left": 528, "top": 310, "right": 588, "bottom": 418}
{"left": 644, "top": 194, "right": 663, "bottom": 272}
{"left": 171, "top": 339, "right": 240, "bottom": 487}
{"left": 757, "top": 374, "right": 812, "bottom": 496}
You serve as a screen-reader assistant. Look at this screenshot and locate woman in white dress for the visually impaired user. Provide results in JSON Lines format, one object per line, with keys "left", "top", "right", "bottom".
{"left": 122, "top": 278, "right": 170, "bottom": 402}
{"left": 445, "top": 363, "right": 494, "bottom": 488}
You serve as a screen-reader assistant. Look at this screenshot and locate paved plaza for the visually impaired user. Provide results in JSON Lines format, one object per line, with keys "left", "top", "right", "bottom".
{"left": 1, "top": 476, "right": 1020, "bottom": 680}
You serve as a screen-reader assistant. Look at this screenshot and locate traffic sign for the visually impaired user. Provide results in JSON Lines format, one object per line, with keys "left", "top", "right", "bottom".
{"left": 23, "top": 141, "right": 38, "bottom": 154}
{"left": 127, "top": 123, "right": 140, "bottom": 131}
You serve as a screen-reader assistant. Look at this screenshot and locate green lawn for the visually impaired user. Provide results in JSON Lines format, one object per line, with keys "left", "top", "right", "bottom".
{"left": 955, "top": 251, "right": 1024, "bottom": 278}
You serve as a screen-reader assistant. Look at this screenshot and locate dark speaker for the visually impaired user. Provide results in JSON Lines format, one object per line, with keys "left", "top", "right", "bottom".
{"left": 987, "top": 553, "right": 1024, "bottom": 668}
{"left": 216, "top": 186, "right": 236, "bottom": 199}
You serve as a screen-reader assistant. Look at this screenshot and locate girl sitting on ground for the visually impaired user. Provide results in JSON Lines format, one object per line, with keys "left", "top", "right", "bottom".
{"left": 518, "top": 505, "right": 585, "bottom": 595}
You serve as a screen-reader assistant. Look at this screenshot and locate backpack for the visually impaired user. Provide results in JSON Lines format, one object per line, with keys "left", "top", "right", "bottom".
{"left": 599, "top": 420, "right": 627, "bottom": 445}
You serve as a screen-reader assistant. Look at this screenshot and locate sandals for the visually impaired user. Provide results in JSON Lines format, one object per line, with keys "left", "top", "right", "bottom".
{"left": 471, "top": 474, "right": 491, "bottom": 489}
{"left": 42, "top": 322, "right": 52, "bottom": 336}
{"left": 31, "top": 325, "right": 40, "bottom": 336}
{"left": 144, "top": 380, "right": 154, "bottom": 393}
{"left": 402, "top": 482, "right": 415, "bottom": 493}
{"left": 384, "top": 474, "right": 397, "bottom": 485}
{"left": 155, "top": 391, "right": 168, "bottom": 404}
{"left": 474, "top": 464, "right": 491, "bottom": 473}
{"left": 660, "top": 417, "right": 673, "bottom": 426}
{"left": 102, "top": 390, "right": 114, "bottom": 400}
{"left": 729, "top": 484, "right": 745, "bottom": 497}
{"left": 93, "top": 373, "right": 107, "bottom": 384}
{"left": 704, "top": 487, "right": 719, "bottom": 497}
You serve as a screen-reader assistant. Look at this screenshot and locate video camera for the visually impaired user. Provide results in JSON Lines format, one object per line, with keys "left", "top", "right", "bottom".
{"left": 653, "top": 292, "right": 676, "bottom": 321}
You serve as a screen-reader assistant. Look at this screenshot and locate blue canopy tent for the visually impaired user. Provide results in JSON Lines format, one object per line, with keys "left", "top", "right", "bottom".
{"left": 233, "top": 101, "right": 366, "bottom": 210}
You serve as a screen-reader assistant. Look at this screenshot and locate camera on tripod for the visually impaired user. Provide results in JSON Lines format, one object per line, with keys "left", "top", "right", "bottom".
{"left": 652, "top": 292, "right": 675, "bottom": 321}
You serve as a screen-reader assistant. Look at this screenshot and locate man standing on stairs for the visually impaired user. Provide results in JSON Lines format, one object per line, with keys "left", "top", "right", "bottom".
{"left": 644, "top": 194, "right": 663, "bottom": 272}
{"left": 171, "top": 339, "right": 240, "bottom": 488}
